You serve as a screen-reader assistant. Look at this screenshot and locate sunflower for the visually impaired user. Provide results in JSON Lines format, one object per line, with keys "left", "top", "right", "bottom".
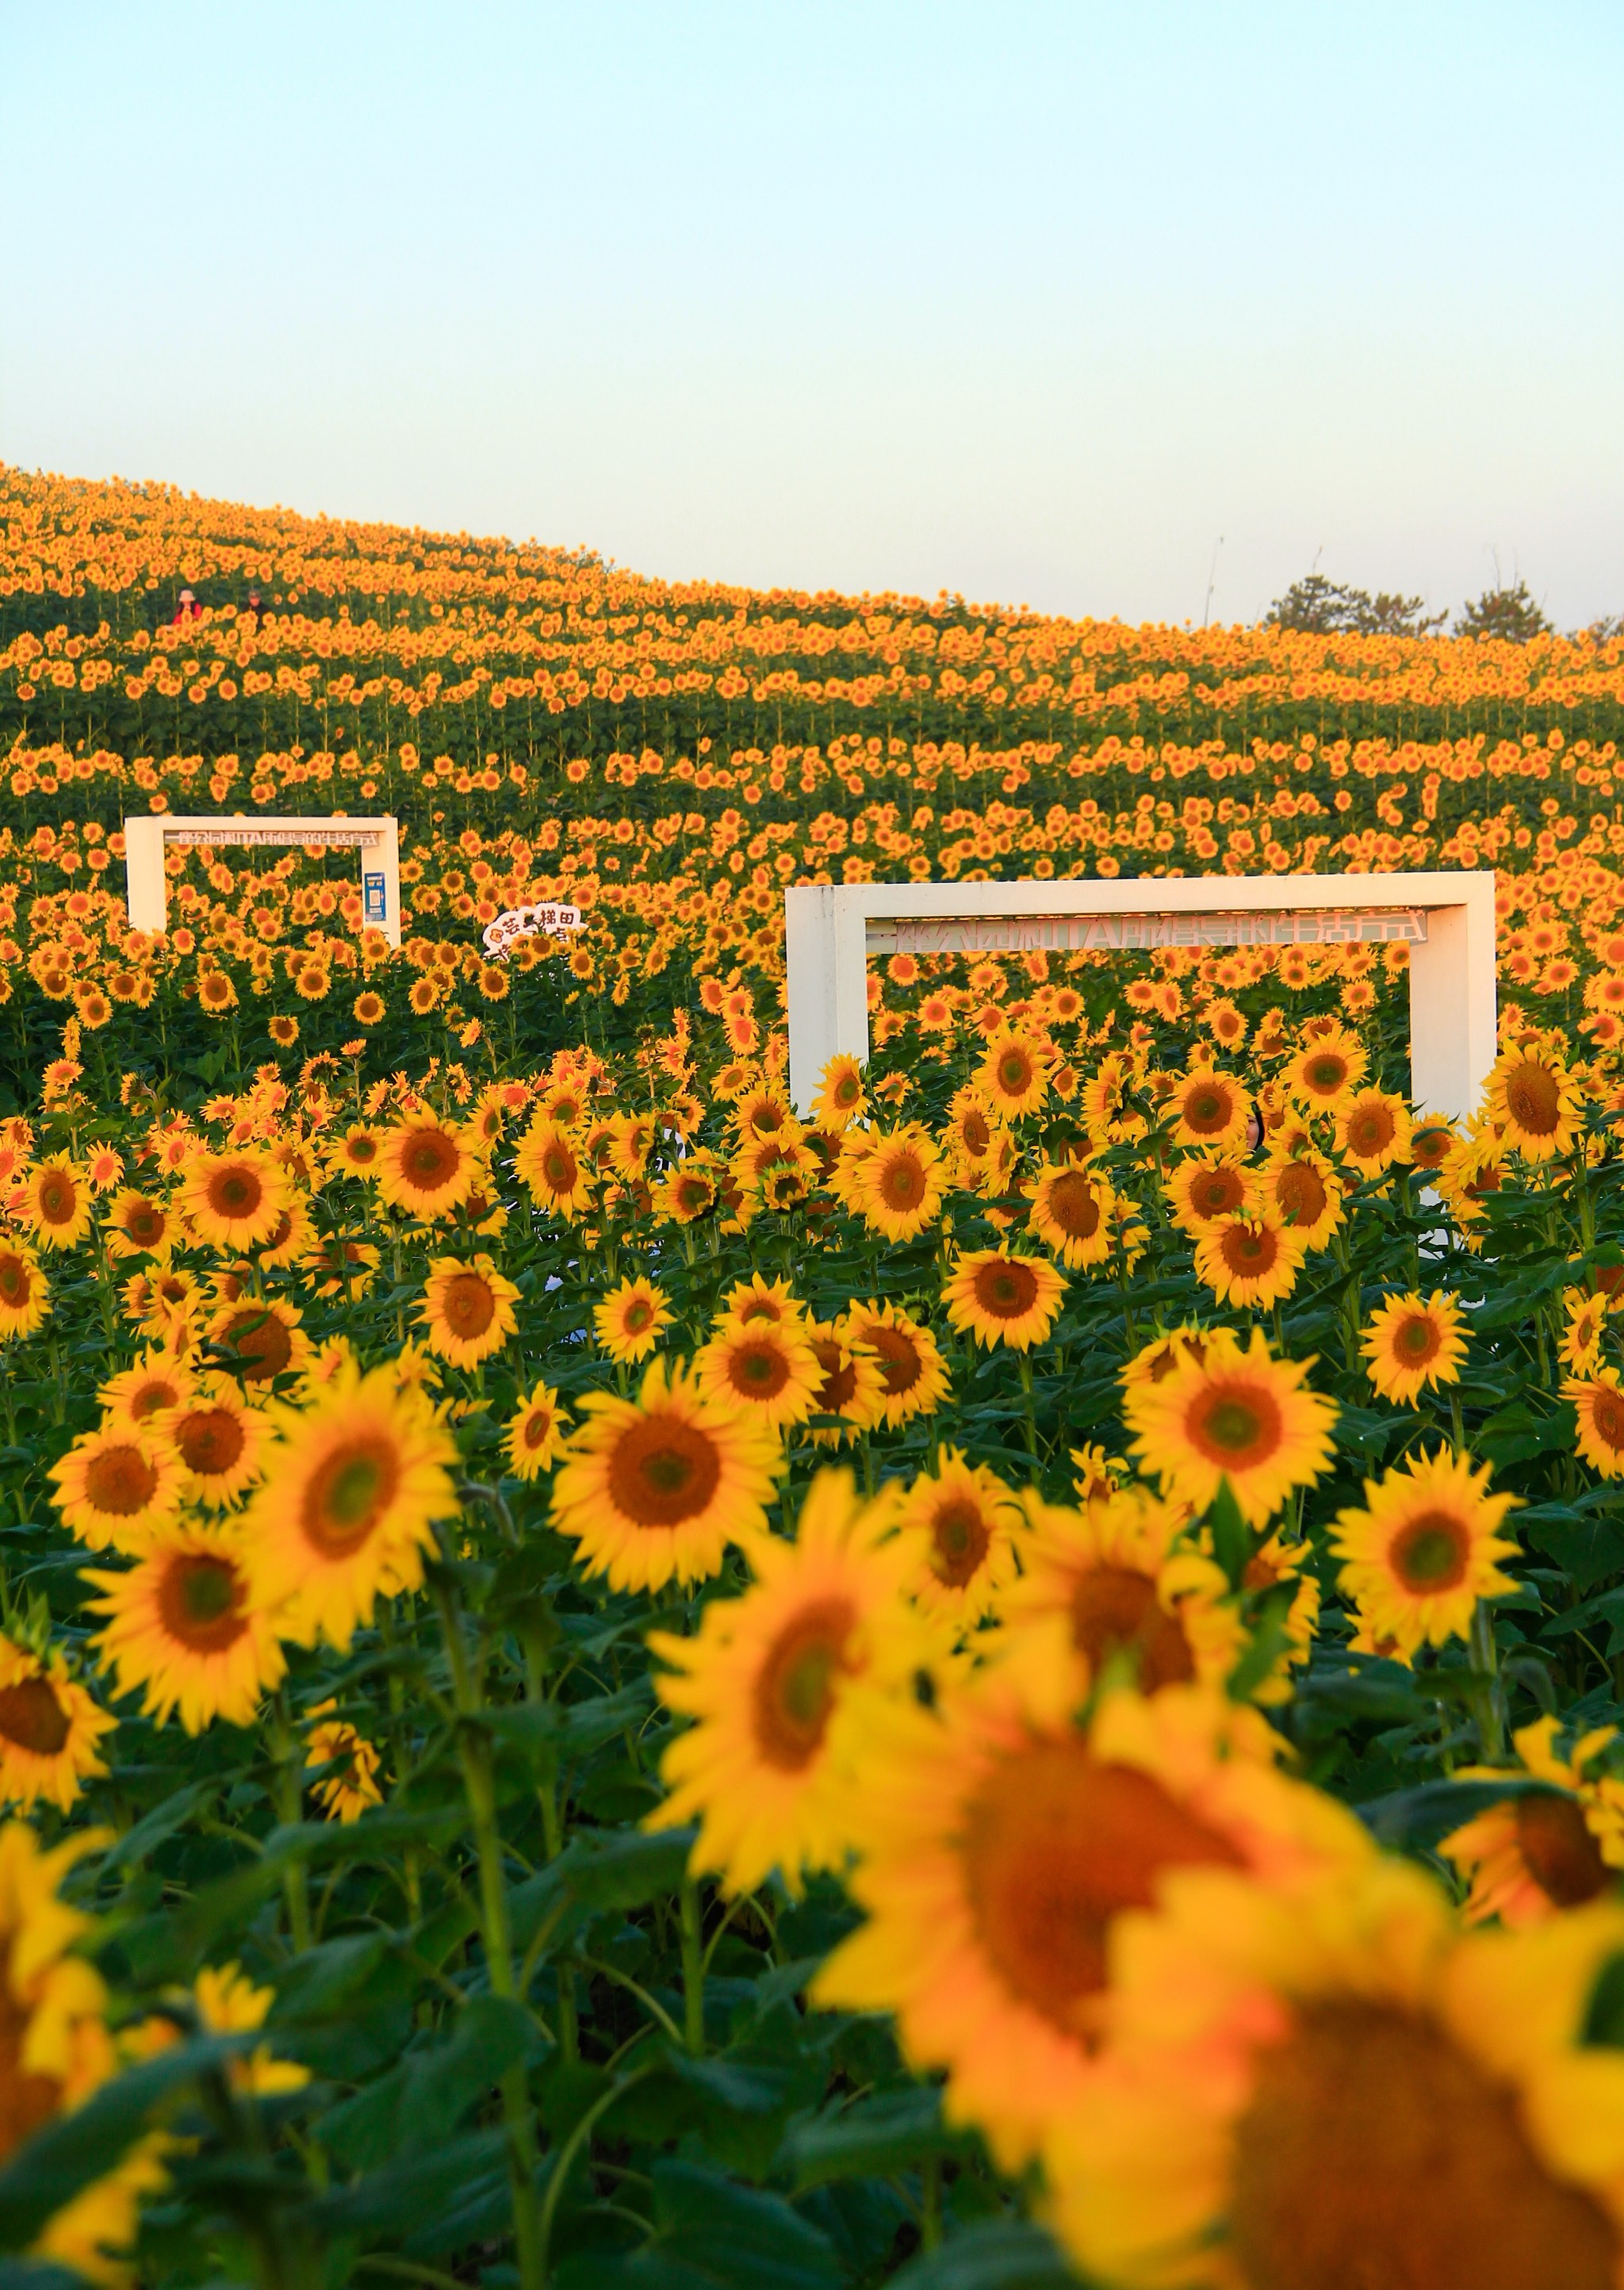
{"left": 995, "top": 1484, "right": 1243, "bottom": 1701}
{"left": 0, "top": 1240, "right": 48, "bottom": 1340}
{"left": 1561, "top": 1289, "right": 1609, "bottom": 1376}
{"left": 1489, "top": 1041, "right": 1584, "bottom": 1161}
{"left": 1252, "top": 1147, "right": 1344, "bottom": 1248}
{"left": 104, "top": 1188, "right": 174, "bottom": 1262}
{"left": 1331, "top": 1446, "right": 1519, "bottom": 1656}
{"left": 1192, "top": 1214, "right": 1307, "bottom": 1311}
{"left": 1026, "top": 1161, "right": 1118, "bottom": 1269}
{"left": 15, "top": 1157, "right": 92, "bottom": 1251}
{"left": 1168, "top": 1063, "right": 1251, "bottom": 1151}
{"left": 300, "top": 1234, "right": 381, "bottom": 1300}
{"left": 305, "top": 1703, "right": 385, "bottom": 1823}
{"left": 979, "top": 1029, "right": 1050, "bottom": 1118}
{"left": 892, "top": 1450, "right": 1024, "bottom": 1624}
{"left": 255, "top": 1198, "right": 313, "bottom": 1273}
{"left": 1120, "top": 1323, "right": 1212, "bottom": 1392}
{"left": 0, "top": 1638, "right": 113, "bottom": 1813}
{"left": 49, "top": 1421, "right": 185, "bottom": 1553}
{"left": 178, "top": 1149, "right": 291, "bottom": 1253}
{"left": 376, "top": 1116, "right": 479, "bottom": 1219}
{"left": 1046, "top": 1860, "right": 1624, "bottom": 2290}
{"left": 506, "top": 1383, "right": 569, "bottom": 1480}
{"left": 812, "top": 1673, "right": 1372, "bottom": 2173}
{"left": 267, "top": 1013, "right": 301, "bottom": 1047}
{"left": 209, "top": 1296, "right": 311, "bottom": 1389}
{"left": 654, "top": 1151, "right": 722, "bottom": 1224}
{"left": 242, "top": 1361, "right": 458, "bottom": 1651}
{"left": 943, "top": 1248, "right": 1067, "bottom": 1353}
{"left": 718, "top": 1273, "right": 806, "bottom": 1331}
{"left": 165, "top": 1375, "right": 266, "bottom": 1505}
{"left": 514, "top": 1117, "right": 594, "bottom": 1220}
{"left": 697, "top": 1317, "right": 824, "bottom": 1430}
{"left": 646, "top": 1469, "right": 921, "bottom": 1894}
{"left": 418, "top": 1253, "right": 521, "bottom": 1369}
{"left": 1440, "top": 1717, "right": 1624, "bottom": 1928}
{"left": 1284, "top": 1024, "right": 1368, "bottom": 1112}
{"left": 352, "top": 990, "right": 386, "bottom": 1027}
{"left": 858, "top": 1126, "right": 944, "bottom": 1242}
{"left": 0, "top": 1821, "right": 166, "bottom": 2284}
{"left": 1336, "top": 1086, "right": 1413, "bottom": 1177}
{"left": 1124, "top": 1327, "right": 1339, "bottom": 1527}
{"left": 842, "top": 1301, "right": 950, "bottom": 1430}
{"left": 813, "top": 1052, "right": 867, "bottom": 1129}
{"left": 99, "top": 1348, "right": 194, "bottom": 1430}
{"left": 1411, "top": 1116, "right": 1457, "bottom": 1172}
{"left": 327, "top": 1124, "right": 382, "bottom": 1179}
{"left": 550, "top": 1358, "right": 779, "bottom": 1592}
{"left": 1165, "top": 1155, "right": 1252, "bottom": 1237}
{"left": 192, "top": 1961, "right": 312, "bottom": 2096}
{"left": 592, "top": 1275, "right": 672, "bottom": 1365}
{"left": 1565, "top": 1370, "right": 1624, "bottom": 1480}
{"left": 85, "top": 1520, "right": 285, "bottom": 1731}
{"left": 803, "top": 1321, "right": 887, "bottom": 1448}
{"left": 1362, "top": 1288, "right": 1469, "bottom": 1405}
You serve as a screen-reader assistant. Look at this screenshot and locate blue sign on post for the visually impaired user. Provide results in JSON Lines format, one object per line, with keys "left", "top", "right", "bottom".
{"left": 363, "top": 871, "right": 387, "bottom": 925}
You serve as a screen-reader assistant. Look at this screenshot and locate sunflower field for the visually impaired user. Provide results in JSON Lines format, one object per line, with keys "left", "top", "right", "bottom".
{"left": 2, "top": 467, "right": 1624, "bottom": 2290}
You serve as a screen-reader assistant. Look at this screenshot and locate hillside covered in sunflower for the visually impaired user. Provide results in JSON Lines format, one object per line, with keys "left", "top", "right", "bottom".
{"left": 0, "top": 465, "right": 1620, "bottom": 2290}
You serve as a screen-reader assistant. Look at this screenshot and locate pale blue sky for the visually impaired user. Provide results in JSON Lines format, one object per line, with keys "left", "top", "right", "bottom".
{"left": 3, "top": 2, "right": 1620, "bottom": 626}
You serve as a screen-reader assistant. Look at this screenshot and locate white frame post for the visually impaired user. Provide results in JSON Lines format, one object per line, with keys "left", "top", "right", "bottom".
{"left": 785, "top": 871, "right": 1497, "bottom": 1123}
{"left": 124, "top": 815, "right": 403, "bottom": 949}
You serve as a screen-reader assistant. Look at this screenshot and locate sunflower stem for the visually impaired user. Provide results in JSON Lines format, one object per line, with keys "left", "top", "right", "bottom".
{"left": 1469, "top": 1600, "right": 1505, "bottom": 1759}
{"left": 1017, "top": 1351, "right": 1038, "bottom": 1464}
{"left": 267, "top": 1691, "right": 312, "bottom": 1953}
{"left": 680, "top": 1875, "right": 706, "bottom": 2054}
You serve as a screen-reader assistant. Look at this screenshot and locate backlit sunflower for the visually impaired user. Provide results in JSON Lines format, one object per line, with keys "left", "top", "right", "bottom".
{"left": 209, "top": 1296, "right": 311, "bottom": 1390}
{"left": 178, "top": 1150, "right": 290, "bottom": 1252}
{"left": 1561, "top": 1288, "right": 1609, "bottom": 1375}
{"left": 99, "top": 1348, "right": 194, "bottom": 1430}
{"left": 812, "top": 1674, "right": 1372, "bottom": 2172}
{"left": 505, "top": 1382, "right": 569, "bottom": 1480}
{"left": 994, "top": 1484, "right": 1242, "bottom": 1702}
{"left": 49, "top": 1421, "right": 185, "bottom": 1552}
{"left": 514, "top": 1116, "right": 594, "bottom": 1220}
{"left": 979, "top": 1029, "right": 1050, "bottom": 1118}
{"left": 813, "top": 1051, "right": 867, "bottom": 1129}
{"left": 943, "top": 1248, "right": 1067, "bottom": 1353}
{"left": 0, "top": 1240, "right": 48, "bottom": 1340}
{"left": 0, "top": 1637, "right": 113, "bottom": 1813}
{"left": 697, "top": 1316, "right": 823, "bottom": 1430}
{"left": 1192, "top": 1213, "right": 1307, "bottom": 1311}
{"left": 857, "top": 1126, "right": 944, "bottom": 1242}
{"left": 1026, "top": 1161, "right": 1117, "bottom": 1269}
{"left": 550, "top": 1357, "right": 779, "bottom": 1592}
{"left": 1124, "top": 1327, "right": 1338, "bottom": 1527}
{"left": 1362, "top": 1288, "right": 1469, "bottom": 1404}
{"left": 646, "top": 1469, "right": 921, "bottom": 1894}
{"left": 1565, "top": 1369, "right": 1624, "bottom": 1480}
{"left": 243, "top": 1362, "right": 458, "bottom": 1650}
{"left": 0, "top": 1821, "right": 167, "bottom": 2284}
{"left": 1331, "top": 1446, "right": 1519, "bottom": 1656}
{"left": 1284, "top": 1024, "right": 1367, "bottom": 1112}
{"left": 592, "top": 1275, "right": 672, "bottom": 1365}
{"left": 1336, "top": 1086, "right": 1413, "bottom": 1177}
{"left": 1440, "top": 1716, "right": 1624, "bottom": 1928}
{"left": 165, "top": 1375, "right": 266, "bottom": 1505}
{"left": 842, "top": 1301, "right": 950, "bottom": 1430}
{"left": 802, "top": 1321, "right": 886, "bottom": 1447}
{"left": 1251, "top": 1147, "right": 1344, "bottom": 1248}
{"left": 376, "top": 1116, "right": 479, "bottom": 1219}
{"left": 85, "top": 1520, "right": 285, "bottom": 1731}
{"left": 104, "top": 1188, "right": 174, "bottom": 1262}
{"left": 1165, "top": 1155, "right": 1252, "bottom": 1237}
{"left": 1168, "top": 1063, "right": 1251, "bottom": 1151}
{"left": 15, "top": 1157, "right": 93, "bottom": 1251}
{"left": 305, "top": 1702, "right": 385, "bottom": 1823}
{"left": 418, "top": 1253, "right": 521, "bottom": 1369}
{"left": 892, "top": 1450, "right": 1024, "bottom": 1625}
{"left": 1489, "top": 1041, "right": 1583, "bottom": 1162}
{"left": 1047, "top": 1860, "right": 1624, "bottom": 2290}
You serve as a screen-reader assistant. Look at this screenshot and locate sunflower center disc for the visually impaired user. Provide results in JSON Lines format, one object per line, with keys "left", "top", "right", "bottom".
{"left": 181, "top": 1409, "right": 245, "bottom": 1475}
{"left": 302, "top": 1440, "right": 400, "bottom": 1556}
{"left": 609, "top": 1416, "right": 722, "bottom": 1527}
{"left": 1228, "top": 2001, "right": 1618, "bottom": 2290}
{"left": 84, "top": 1446, "right": 159, "bottom": 1516}
{"left": 1391, "top": 1511, "right": 1469, "bottom": 1590}
{"left": 162, "top": 1555, "right": 249, "bottom": 1652}
{"left": 932, "top": 1499, "right": 990, "bottom": 1586}
{"left": 0, "top": 1677, "right": 71, "bottom": 1756}
{"left": 1070, "top": 1564, "right": 1195, "bottom": 1692}
{"left": 752, "top": 1598, "right": 856, "bottom": 1770}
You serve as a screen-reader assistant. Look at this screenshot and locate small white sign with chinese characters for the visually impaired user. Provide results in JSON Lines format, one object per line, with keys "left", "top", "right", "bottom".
{"left": 482, "top": 903, "right": 583, "bottom": 957}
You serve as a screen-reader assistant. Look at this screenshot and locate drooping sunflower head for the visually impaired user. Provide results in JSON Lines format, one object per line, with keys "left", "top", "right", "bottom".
{"left": 1331, "top": 1445, "right": 1519, "bottom": 1656}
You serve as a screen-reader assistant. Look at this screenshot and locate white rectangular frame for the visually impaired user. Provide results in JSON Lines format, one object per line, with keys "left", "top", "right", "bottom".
{"left": 124, "top": 814, "right": 402, "bottom": 949}
{"left": 785, "top": 871, "right": 1497, "bottom": 1122}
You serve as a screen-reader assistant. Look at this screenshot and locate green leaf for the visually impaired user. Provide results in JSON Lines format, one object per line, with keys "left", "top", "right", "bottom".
{"left": 508, "top": 1825, "right": 695, "bottom": 1952}
{"left": 1584, "top": 1952, "right": 1624, "bottom": 2047}
{"left": 485, "top": 1680, "right": 654, "bottom": 1771}
{"left": 319, "top": 1994, "right": 536, "bottom": 2171}
{"left": 1205, "top": 1479, "right": 1248, "bottom": 1591}
{"left": 102, "top": 1778, "right": 218, "bottom": 1870}
{"left": 779, "top": 2085, "right": 974, "bottom": 2191}
{"left": 304, "top": 2126, "right": 509, "bottom": 2240}
{"left": 642, "top": 2158, "right": 841, "bottom": 2290}
{"left": 1522, "top": 1500, "right": 1624, "bottom": 1594}
{"left": 1358, "top": 1775, "right": 1564, "bottom": 1849}
{"left": 887, "top": 2220, "right": 1077, "bottom": 2290}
